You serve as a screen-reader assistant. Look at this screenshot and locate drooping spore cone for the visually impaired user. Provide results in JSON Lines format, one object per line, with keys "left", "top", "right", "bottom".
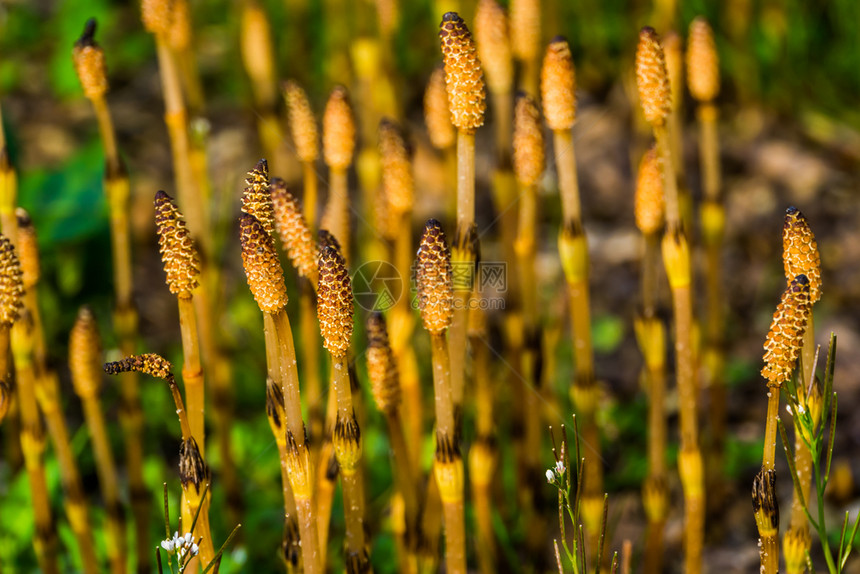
{"left": 366, "top": 312, "right": 401, "bottom": 415}
{"left": 416, "top": 219, "right": 454, "bottom": 335}
{"left": 271, "top": 178, "right": 317, "bottom": 283}
{"left": 0, "top": 235, "right": 23, "bottom": 327}
{"left": 783, "top": 207, "right": 821, "bottom": 303}
{"left": 686, "top": 17, "right": 720, "bottom": 103}
{"left": 512, "top": 93, "right": 545, "bottom": 186}
{"left": 317, "top": 245, "right": 354, "bottom": 359}
{"left": 438, "top": 12, "right": 486, "bottom": 133}
{"left": 239, "top": 213, "right": 288, "bottom": 314}
{"left": 379, "top": 118, "right": 414, "bottom": 214}
{"left": 241, "top": 159, "right": 274, "bottom": 236}
{"left": 141, "top": 0, "right": 172, "bottom": 36}
{"left": 474, "top": 0, "right": 513, "bottom": 94}
{"left": 104, "top": 353, "right": 173, "bottom": 380}
{"left": 284, "top": 80, "right": 319, "bottom": 163}
{"left": 69, "top": 307, "right": 103, "bottom": 399}
{"left": 634, "top": 147, "right": 665, "bottom": 235}
{"left": 154, "top": 191, "right": 201, "bottom": 299}
{"left": 509, "top": 0, "right": 540, "bottom": 62}
{"left": 72, "top": 19, "right": 108, "bottom": 100}
{"left": 762, "top": 274, "right": 811, "bottom": 387}
{"left": 323, "top": 86, "right": 356, "bottom": 171}
{"left": 635, "top": 27, "right": 671, "bottom": 126}
{"left": 424, "top": 66, "right": 456, "bottom": 150}
{"left": 16, "top": 209, "right": 40, "bottom": 290}
{"left": 540, "top": 36, "right": 576, "bottom": 131}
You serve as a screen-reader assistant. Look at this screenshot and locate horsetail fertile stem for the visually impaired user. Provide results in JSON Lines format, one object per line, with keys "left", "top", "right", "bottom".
{"left": 72, "top": 22, "right": 148, "bottom": 562}
{"left": 284, "top": 80, "right": 320, "bottom": 230}
{"left": 634, "top": 147, "right": 665, "bottom": 317}
{"left": 318, "top": 245, "right": 370, "bottom": 571}
{"left": 239, "top": 213, "right": 321, "bottom": 574}
{"left": 510, "top": 0, "right": 541, "bottom": 96}
{"left": 417, "top": 220, "right": 465, "bottom": 574}
{"left": 70, "top": 308, "right": 127, "bottom": 574}
{"left": 687, "top": 18, "right": 721, "bottom": 203}
{"left": 1, "top": 233, "right": 58, "bottom": 573}
{"left": 366, "top": 312, "right": 421, "bottom": 572}
{"left": 424, "top": 65, "right": 457, "bottom": 210}
{"left": 636, "top": 26, "right": 703, "bottom": 574}
{"left": 662, "top": 31, "right": 686, "bottom": 190}
{"left": 142, "top": 0, "right": 208, "bottom": 250}
{"left": 439, "top": 12, "right": 485, "bottom": 433}
{"left": 155, "top": 190, "right": 205, "bottom": 449}
{"left": 104, "top": 354, "right": 216, "bottom": 567}
{"left": 322, "top": 86, "right": 355, "bottom": 264}
{"left": 782, "top": 207, "right": 822, "bottom": 572}
{"left": 757, "top": 274, "right": 811, "bottom": 574}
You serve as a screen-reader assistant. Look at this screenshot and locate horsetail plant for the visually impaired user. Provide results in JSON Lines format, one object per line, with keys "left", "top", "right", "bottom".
{"left": 416, "top": 219, "right": 465, "bottom": 574}
{"left": 475, "top": 0, "right": 514, "bottom": 166}
{"left": 757, "top": 273, "right": 811, "bottom": 574}
{"left": 636, "top": 26, "right": 704, "bottom": 574}
{"left": 104, "top": 354, "right": 216, "bottom": 569}
{"left": 509, "top": 0, "right": 541, "bottom": 96}
{"left": 318, "top": 245, "right": 371, "bottom": 571}
{"left": 284, "top": 80, "right": 320, "bottom": 229}
{"left": 239, "top": 212, "right": 322, "bottom": 574}
{"left": 424, "top": 65, "right": 457, "bottom": 213}
{"left": 366, "top": 312, "right": 421, "bottom": 573}
{"left": 2, "top": 234, "right": 58, "bottom": 573}
{"left": 321, "top": 85, "right": 356, "bottom": 264}
{"left": 438, "top": 11, "right": 485, "bottom": 437}
{"left": 70, "top": 307, "right": 127, "bottom": 574}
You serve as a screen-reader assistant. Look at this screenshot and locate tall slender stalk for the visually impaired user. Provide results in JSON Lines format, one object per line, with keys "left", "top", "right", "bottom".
{"left": 417, "top": 220, "right": 465, "bottom": 574}
{"left": 510, "top": 0, "right": 541, "bottom": 96}
{"left": 321, "top": 86, "right": 355, "bottom": 264}
{"left": 636, "top": 27, "right": 703, "bottom": 574}
{"left": 104, "top": 355, "right": 216, "bottom": 568}
{"left": 239, "top": 213, "right": 321, "bottom": 574}
{"left": 439, "top": 13, "right": 486, "bottom": 433}
{"left": 70, "top": 308, "right": 127, "bottom": 574}
{"left": 424, "top": 65, "right": 458, "bottom": 220}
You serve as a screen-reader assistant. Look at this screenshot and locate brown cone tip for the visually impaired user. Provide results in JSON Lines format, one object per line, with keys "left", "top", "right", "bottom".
{"left": 73, "top": 19, "right": 108, "bottom": 100}
{"left": 424, "top": 65, "right": 457, "bottom": 149}
{"left": 241, "top": 159, "right": 275, "bottom": 236}
{"left": 155, "top": 191, "right": 201, "bottom": 298}
{"left": 509, "top": 0, "right": 540, "bottom": 61}
{"left": 271, "top": 178, "right": 317, "bottom": 284}
{"left": 366, "top": 312, "right": 401, "bottom": 414}
{"left": 284, "top": 80, "right": 319, "bottom": 163}
{"left": 416, "top": 219, "right": 454, "bottom": 335}
{"left": 240, "top": 213, "right": 288, "bottom": 313}
{"left": 317, "top": 229, "right": 342, "bottom": 254}
{"left": 634, "top": 146, "right": 665, "bottom": 235}
{"left": 323, "top": 85, "right": 356, "bottom": 170}
{"left": 317, "top": 245, "right": 354, "bottom": 357}
{"left": 687, "top": 17, "right": 720, "bottom": 102}
{"left": 541, "top": 37, "right": 576, "bottom": 130}
{"left": 783, "top": 207, "right": 821, "bottom": 303}
{"left": 179, "top": 436, "right": 209, "bottom": 491}
{"left": 16, "top": 208, "right": 40, "bottom": 290}
{"left": 475, "top": 0, "right": 513, "bottom": 94}
{"left": 69, "top": 306, "right": 103, "bottom": 399}
{"left": 379, "top": 118, "right": 414, "bottom": 214}
{"left": 762, "top": 274, "right": 811, "bottom": 386}
{"left": 635, "top": 27, "right": 671, "bottom": 126}
{"left": 513, "top": 93, "right": 545, "bottom": 186}
{"left": 104, "top": 352, "right": 173, "bottom": 380}
{"left": 0, "top": 235, "right": 23, "bottom": 327}
{"left": 438, "top": 12, "right": 486, "bottom": 132}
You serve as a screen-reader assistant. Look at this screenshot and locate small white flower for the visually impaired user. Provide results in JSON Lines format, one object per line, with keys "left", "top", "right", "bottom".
{"left": 190, "top": 543, "right": 199, "bottom": 556}
{"left": 160, "top": 538, "right": 175, "bottom": 553}
{"left": 546, "top": 469, "right": 555, "bottom": 483}
{"left": 555, "top": 460, "right": 565, "bottom": 475}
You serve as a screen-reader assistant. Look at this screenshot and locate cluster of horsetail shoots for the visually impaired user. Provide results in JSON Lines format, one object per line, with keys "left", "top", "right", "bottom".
{"left": 636, "top": 25, "right": 704, "bottom": 574}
